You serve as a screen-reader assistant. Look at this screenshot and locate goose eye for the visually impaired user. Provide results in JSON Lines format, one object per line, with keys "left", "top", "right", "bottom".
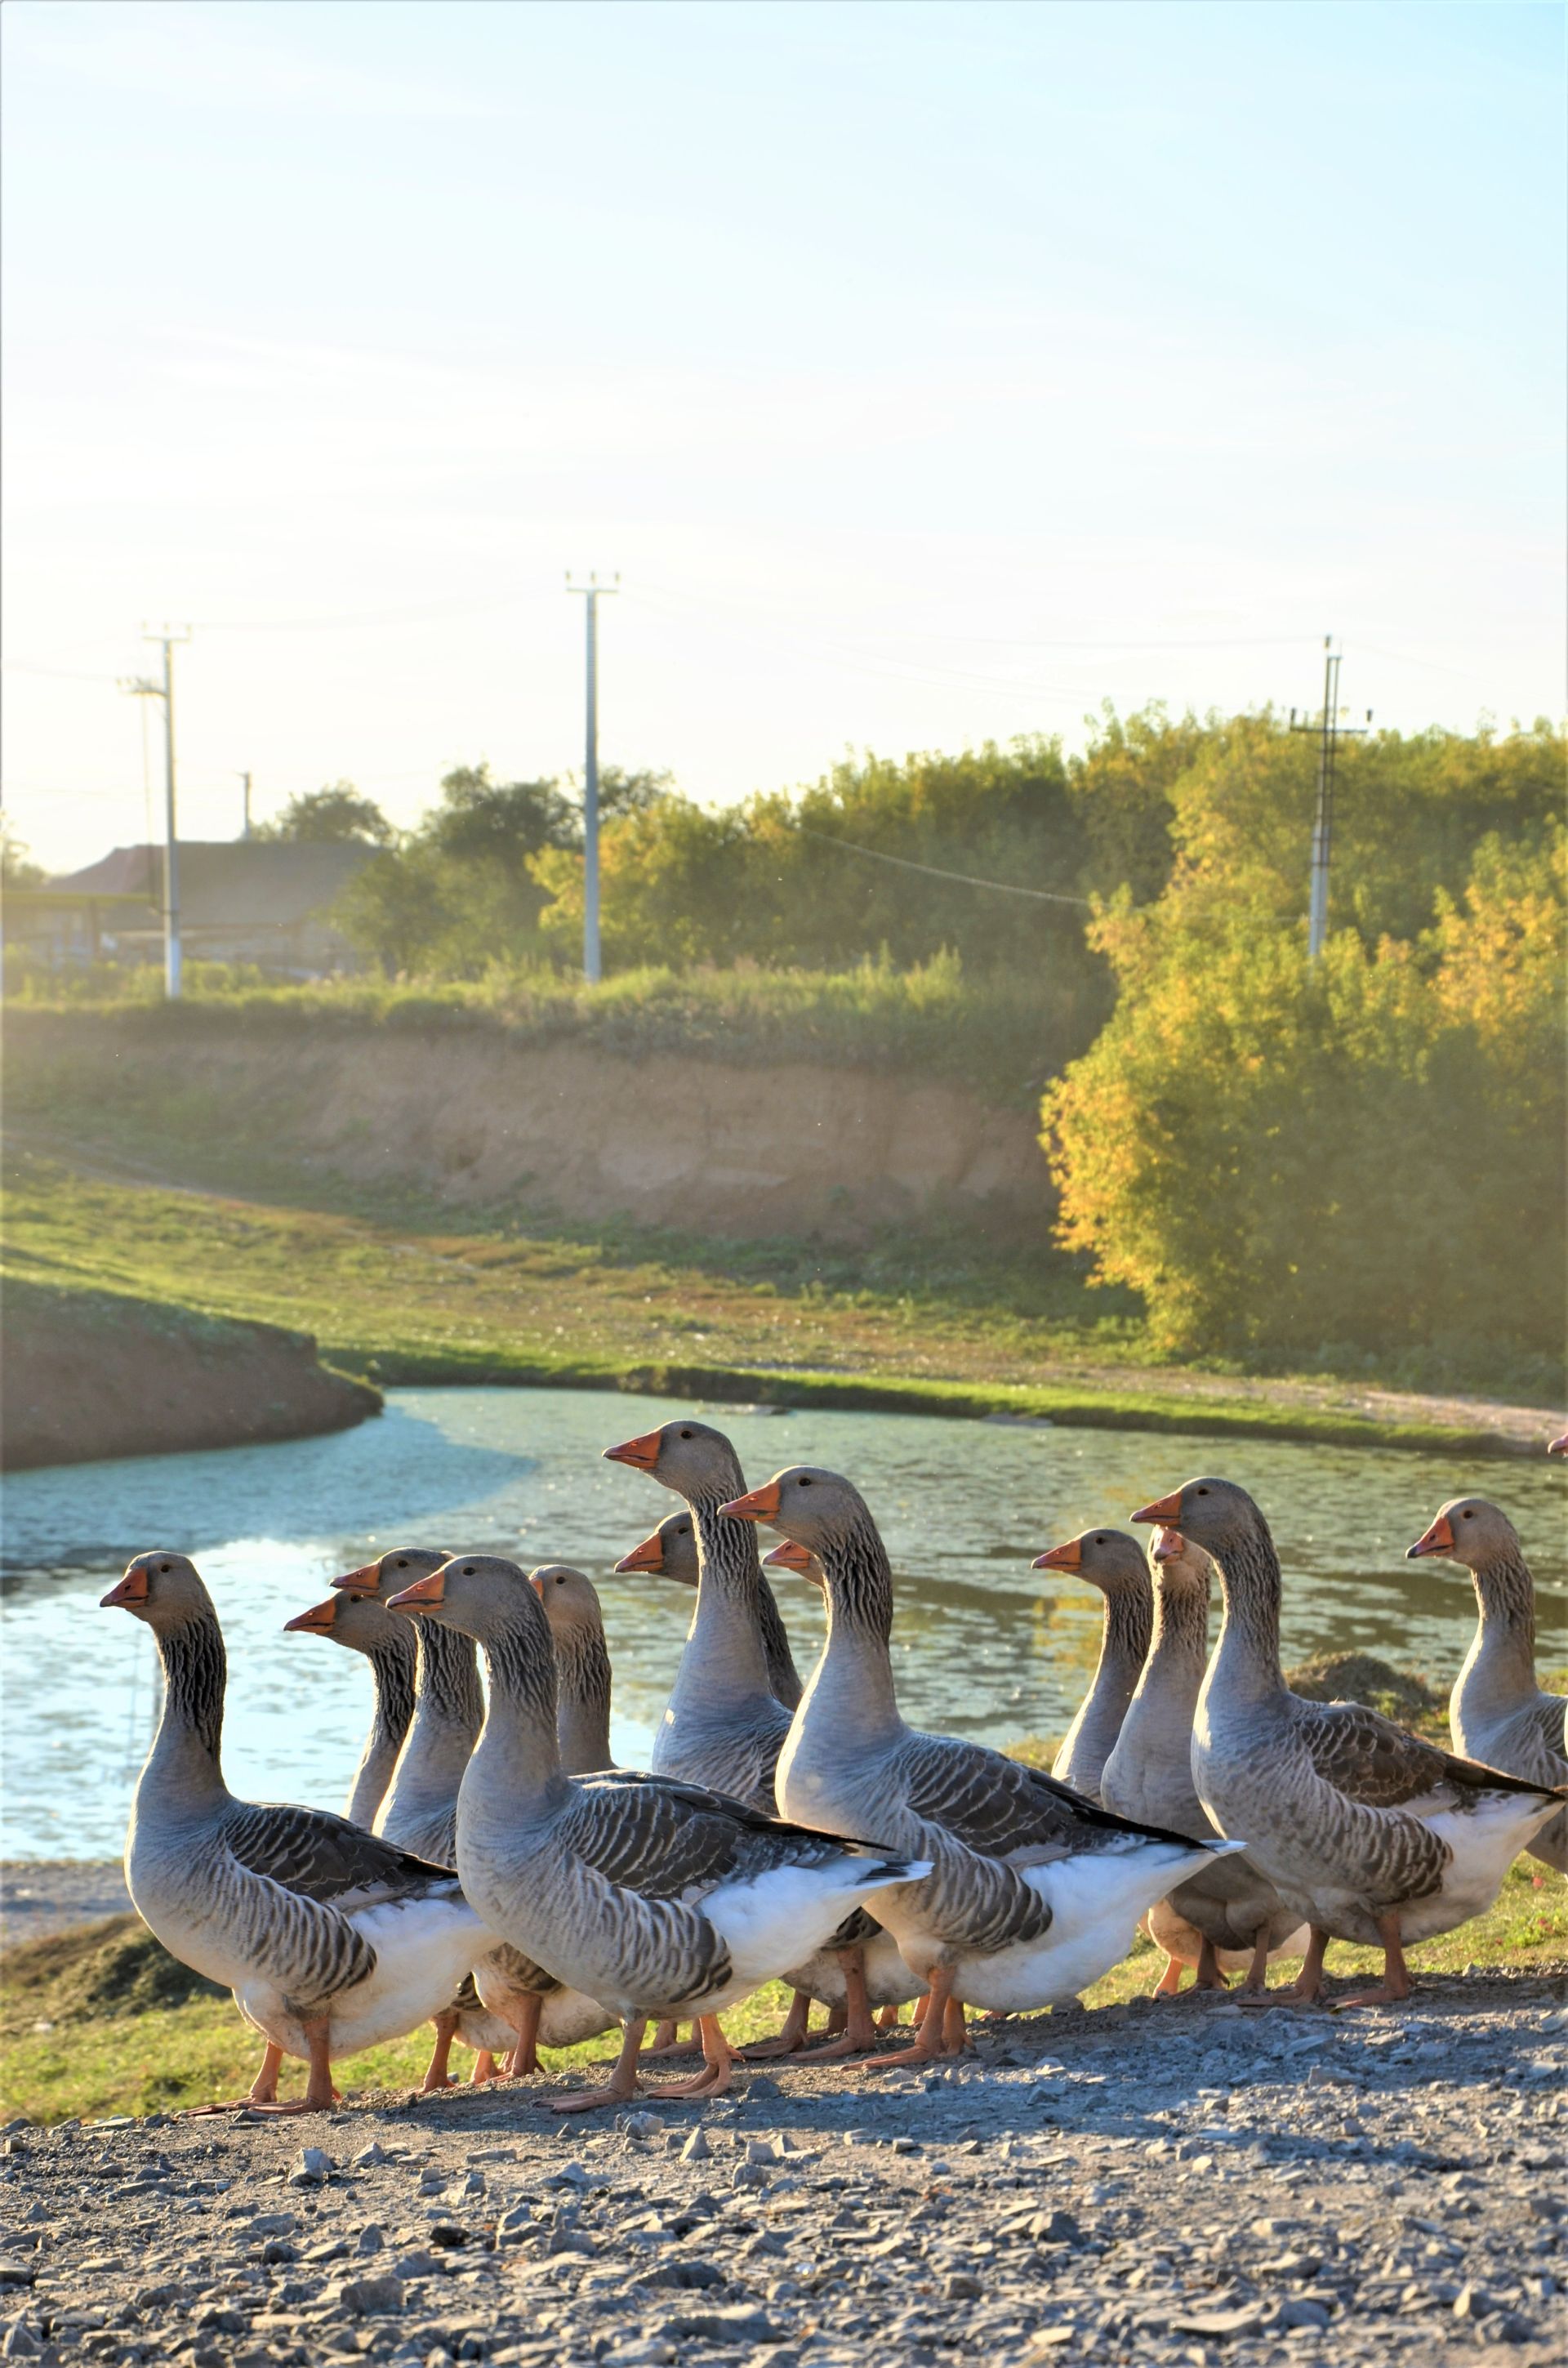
{"left": 1461, "top": 1510, "right": 1473, "bottom": 1519}
{"left": 462, "top": 1565, "right": 475, "bottom": 1576}
{"left": 798, "top": 1477, "right": 812, "bottom": 1487}
{"left": 158, "top": 1562, "right": 171, "bottom": 1573}
{"left": 679, "top": 1429, "right": 693, "bottom": 1440}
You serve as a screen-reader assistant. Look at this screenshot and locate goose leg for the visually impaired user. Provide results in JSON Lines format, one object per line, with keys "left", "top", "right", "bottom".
{"left": 183, "top": 2040, "right": 286, "bottom": 2115}
{"left": 876, "top": 2004, "right": 902, "bottom": 2031}
{"left": 824, "top": 2003, "right": 848, "bottom": 2038}
{"left": 419, "top": 2010, "right": 461, "bottom": 2094}
{"left": 859, "top": 1964, "right": 958, "bottom": 2071}
{"left": 647, "top": 2019, "right": 695, "bottom": 2056}
{"left": 1237, "top": 1928, "right": 1272, "bottom": 1998}
{"left": 796, "top": 1948, "right": 881, "bottom": 2061}
{"left": 247, "top": 2018, "right": 336, "bottom": 2114}
{"left": 1241, "top": 1924, "right": 1329, "bottom": 2007}
{"left": 941, "top": 1993, "right": 969, "bottom": 2054}
{"left": 742, "top": 1987, "right": 813, "bottom": 2059}
{"left": 643, "top": 2013, "right": 737, "bottom": 2100}
{"left": 1333, "top": 1914, "right": 1412, "bottom": 2010}
{"left": 550, "top": 2016, "right": 649, "bottom": 2114}
{"left": 1152, "top": 1952, "right": 1187, "bottom": 1998}
{"left": 470, "top": 2052, "right": 499, "bottom": 2084}
{"left": 501, "top": 1991, "right": 543, "bottom": 2078}
{"left": 1192, "top": 1937, "right": 1231, "bottom": 1993}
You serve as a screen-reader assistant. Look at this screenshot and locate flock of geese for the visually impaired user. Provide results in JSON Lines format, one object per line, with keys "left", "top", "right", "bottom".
{"left": 102, "top": 1416, "right": 1568, "bottom": 2116}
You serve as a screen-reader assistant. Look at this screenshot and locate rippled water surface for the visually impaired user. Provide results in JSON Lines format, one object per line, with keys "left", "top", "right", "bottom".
{"left": 3, "top": 1386, "right": 1563, "bottom": 1858}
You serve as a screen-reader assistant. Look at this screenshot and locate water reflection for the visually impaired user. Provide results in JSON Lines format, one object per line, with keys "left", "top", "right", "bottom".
{"left": 2, "top": 1386, "right": 1562, "bottom": 1858}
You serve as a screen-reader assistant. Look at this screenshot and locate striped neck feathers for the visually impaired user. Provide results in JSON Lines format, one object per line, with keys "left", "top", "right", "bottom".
{"left": 152, "top": 1612, "right": 227, "bottom": 1772}
{"left": 554, "top": 1623, "right": 614, "bottom": 1773}
{"left": 414, "top": 1619, "right": 486, "bottom": 1739}
{"left": 1210, "top": 1524, "right": 1285, "bottom": 1688}
{"left": 820, "top": 1520, "right": 895, "bottom": 1648}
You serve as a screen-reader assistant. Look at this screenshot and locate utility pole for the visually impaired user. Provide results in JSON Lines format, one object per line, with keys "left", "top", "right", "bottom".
{"left": 566, "top": 573, "right": 618, "bottom": 983}
{"left": 1290, "top": 638, "right": 1370, "bottom": 958}
{"left": 119, "top": 627, "right": 191, "bottom": 998}
{"left": 238, "top": 772, "right": 252, "bottom": 839}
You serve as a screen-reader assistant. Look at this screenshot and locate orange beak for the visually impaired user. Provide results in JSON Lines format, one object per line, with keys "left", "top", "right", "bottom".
{"left": 387, "top": 1567, "right": 447, "bottom": 1613}
{"left": 763, "top": 1537, "right": 816, "bottom": 1575}
{"left": 284, "top": 1599, "right": 339, "bottom": 1634}
{"left": 1031, "top": 1538, "right": 1081, "bottom": 1572}
{"left": 1549, "top": 1432, "right": 1568, "bottom": 1456}
{"left": 1406, "top": 1512, "right": 1455, "bottom": 1560}
{"left": 614, "top": 1529, "right": 666, "bottom": 1574}
{"left": 1152, "top": 1527, "right": 1185, "bottom": 1563}
{"left": 528, "top": 1572, "right": 546, "bottom": 1600}
{"left": 100, "top": 1565, "right": 150, "bottom": 1610}
{"left": 719, "top": 1479, "right": 782, "bottom": 1523}
{"left": 331, "top": 1560, "right": 381, "bottom": 1594}
{"left": 604, "top": 1427, "right": 663, "bottom": 1474}
{"left": 1131, "top": 1488, "right": 1184, "bottom": 1525}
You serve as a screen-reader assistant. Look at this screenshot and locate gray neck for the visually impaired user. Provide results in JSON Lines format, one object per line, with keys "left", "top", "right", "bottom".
{"left": 756, "top": 1576, "right": 803, "bottom": 1710}
{"left": 1097, "top": 1581, "right": 1154, "bottom": 1699}
{"left": 1141, "top": 1569, "right": 1211, "bottom": 1706}
{"left": 345, "top": 1638, "right": 416, "bottom": 1826}
{"left": 381, "top": 1621, "right": 486, "bottom": 1832}
{"left": 145, "top": 1616, "right": 232, "bottom": 1815}
{"left": 468, "top": 1622, "right": 573, "bottom": 1825}
{"left": 1207, "top": 1527, "right": 1288, "bottom": 1709}
{"left": 669, "top": 1487, "right": 782, "bottom": 1715}
{"left": 797, "top": 1522, "right": 904, "bottom": 1747}
{"left": 554, "top": 1627, "right": 614, "bottom": 1775}
{"left": 1456, "top": 1549, "right": 1539, "bottom": 1720}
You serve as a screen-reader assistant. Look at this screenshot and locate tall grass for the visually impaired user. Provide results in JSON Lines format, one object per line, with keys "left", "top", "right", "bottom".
{"left": 6, "top": 949, "right": 1092, "bottom": 1104}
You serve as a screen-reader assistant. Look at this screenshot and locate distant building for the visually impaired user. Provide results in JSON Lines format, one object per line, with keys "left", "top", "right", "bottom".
{"left": 4, "top": 840, "right": 375, "bottom": 976}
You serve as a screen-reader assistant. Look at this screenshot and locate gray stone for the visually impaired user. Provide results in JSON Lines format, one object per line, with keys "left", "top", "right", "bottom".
{"left": 679, "top": 2129, "right": 711, "bottom": 2165}
{"left": 656, "top": 2310, "right": 779, "bottom": 2345}
{"left": 1, "top": 2326, "right": 42, "bottom": 2358}
{"left": 945, "top": 2272, "right": 982, "bottom": 2299}
{"left": 352, "top": 2143, "right": 387, "bottom": 2168}
{"left": 357, "top": 2225, "right": 385, "bottom": 2254}
{"left": 340, "top": 2273, "right": 406, "bottom": 2317}
{"left": 1276, "top": 2299, "right": 1330, "bottom": 2330}
{"left": 290, "top": 2149, "right": 334, "bottom": 2187}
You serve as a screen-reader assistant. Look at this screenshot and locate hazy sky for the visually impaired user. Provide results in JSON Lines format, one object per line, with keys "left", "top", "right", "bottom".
{"left": 3, "top": 0, "right": 1562, "bottom": 871}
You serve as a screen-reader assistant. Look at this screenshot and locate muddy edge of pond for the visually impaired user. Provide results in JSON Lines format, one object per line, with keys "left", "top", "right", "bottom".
{"left": 2, "top": 1971, "right": 1565, "bottom": 2368}
{"left": 0, "top": 1282, "right": 381, "bottom": 1472}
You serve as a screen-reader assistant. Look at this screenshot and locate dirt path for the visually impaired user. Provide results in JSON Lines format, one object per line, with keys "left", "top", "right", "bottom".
{"left": 2, "top": 1969, "right": 1564, "bottom": 2368}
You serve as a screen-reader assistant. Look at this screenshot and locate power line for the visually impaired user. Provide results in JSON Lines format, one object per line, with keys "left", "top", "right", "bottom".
{"left": 795, "top": 826, "right": 1092, "bottom": 907}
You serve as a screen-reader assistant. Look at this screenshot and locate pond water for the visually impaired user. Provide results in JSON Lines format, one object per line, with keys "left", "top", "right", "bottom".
{"left": 2, "top": 1385, "right": 1564, "bottom": 1861}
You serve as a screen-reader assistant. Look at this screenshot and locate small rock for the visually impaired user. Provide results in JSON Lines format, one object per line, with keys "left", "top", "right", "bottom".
{"left": 250, "top": 2214, "right": 300, "bottom": 2238}
{"left": 744, "top": 2138, "right": 777, "bottom": 2165}
{"left": 1169, "top": 2303, "right": 1267, "bottom": 2339}
{"left": 2, "top": 2326, "right": 42, "bottom": 2358}
{"left": 1031, "top": 2210, "right": 1081, "bottom": 2246}
{"left": 638, "top": 2259, "right": 726, "bottom": 2290}
{"left": 679, "top": 2129, "right": 712, "bottom": 2165}
{"left": 744, "top": 2076, "right": 784, "bottom": 2100}
{"left": 195, "top": 2308, "right": 246, "bottom": 2335}
{"left": 622, "top": 2113, "right": 662, "bottom": 2142}
{"left": 657, "top": 2310, "right": 779, "bottom": 2346}
{"left": 731, "top": 2161, "right": 769, "bottom": 2191}
{"left": 1275, "top": 2299, "right": 1330, "bottom": 2330}
{"left": 340, "top": 2273, "right": 406, "bottom": 2317}
{"left": 291, "top": 2147, "right": 334, "bottom": 2187}
{"left": 261, "top": 2238, "right": 296, "bottom": 2265}
{"left": 427, "top": 2224, "right": 470, "bottom": 2250}
{"left": 356, "top": 2224, "right": 384, "bottom": 2254}
{"left": 945, "top": 2272, "right": 983, "bottom": 2299}
{"left": 352, "top": 2144, "right": 387, "bottom": 2169}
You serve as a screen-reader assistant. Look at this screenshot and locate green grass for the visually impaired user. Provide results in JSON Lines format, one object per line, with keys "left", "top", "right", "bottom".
{"left": 2, "top": 950, "right": 1084, "bottom": 1108}
{"left": 4, "top": 1868, "right": 1563, "bottom": 2125}
{"left": 1, "top": 1151, "right": 1541, "bottom": 1456}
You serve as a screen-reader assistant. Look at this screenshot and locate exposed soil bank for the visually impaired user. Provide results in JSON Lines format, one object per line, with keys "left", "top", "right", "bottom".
{"left": 7, "top": 1010, "right": 1048, "bottom": 1246}
{"left": 0, "top": 1277, "right": 381, "bottom": 1471}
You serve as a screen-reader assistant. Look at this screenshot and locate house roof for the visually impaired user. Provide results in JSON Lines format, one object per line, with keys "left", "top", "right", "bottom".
{"left": 45, "top": 840, "right": 375, "bottom": 926}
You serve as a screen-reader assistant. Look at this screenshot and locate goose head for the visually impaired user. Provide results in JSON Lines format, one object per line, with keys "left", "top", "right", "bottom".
{"left": 719, "top": 1464, "right": 865, "bottom": 1551}
{"left": 284, "top": 1590, "right": 405, "bottom": 1653}
{"left": 1549, "top": 1432, "right": 1567, "bottom": 1456}
{"left": 100, "top": 1551, "right": 212, "bottom": 1632}
{"left": 763, "top": 1536, "right": 826, "bottom": 1590}
{"left": 1129, "top": 1476, "right": 1263, "bottom": 1559}
{"left": 531, "top": 1563, "right": 607, "bottom": 1644}
{"left": 603, "top": 1417, "right": 742, "bottom": 1503}
{"left": 613, "top": 1510, "right": 698, "bottom": 1585}
{"left": 386, "top": 1550, "right": 545, "bottom": 1651}
{"left": 1147, "top": 1525, "right": 1214, "bottom": 1596}
{"left": 329, "top": 1545, "right": 452, "bottom": 1600}
{"left": 1031, "top": 1526, "right": 1148, "bottom": 1597}
{"left": 1407, "top": 1496, "right": 1521, "bottom": 1571}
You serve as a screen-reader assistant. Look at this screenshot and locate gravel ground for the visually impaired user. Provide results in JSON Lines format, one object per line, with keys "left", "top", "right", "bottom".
{"left": 2, "top": 1970, "right": 1565, "bottom": 2368}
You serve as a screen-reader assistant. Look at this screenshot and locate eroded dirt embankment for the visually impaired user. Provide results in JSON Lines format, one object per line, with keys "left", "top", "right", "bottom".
{"left": 7, "top": 1010, "right": 1048, "bottom": 1245}
{"left": 0, "top": 1278, "right": 381, "bottom": 1470}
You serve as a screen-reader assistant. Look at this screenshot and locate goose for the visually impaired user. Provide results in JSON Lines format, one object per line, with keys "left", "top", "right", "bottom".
{"left": 281, "top": 1588, "right": 415, "bottom": 1829}
{"left": 101, "top": 1553, "right": 489, "bottom": 2114}
{"left": 532, "top": 1564, "right": 616, "bottom": 1775}
{"left": 1549, "top": 1433, "right": 1567, "bottom": 1454}
{"left": 1094, "top": 1528, "right": 1307, "bottom": 1993}
{"left": 616, "top": 1509, "right": 804, "bottom": 1707}
{"left": 385, "top": 1551, "right": 930, "bottom": 2109}
{"left": 1409, "top": 1497, "right": 1567, "bottom": 1872}
{"left": 605, "top": 1419, "right": 893, "bottom": 2055}
{"left": 1031, "top": 1528, "right": 1152, "bottom": 1803}
{"left": 724, "top": 1468, "right": 1241, "bottom": 2063}
{"left": 331, "top": 1549, "right": 617, "bottom": 2077}
{"left": 1132, "top": 1477, "right": 1568, "bottom": 2006}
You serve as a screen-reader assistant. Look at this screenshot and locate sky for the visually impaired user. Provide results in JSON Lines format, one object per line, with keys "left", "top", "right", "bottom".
{"left": 2, "top": 0, "right": 1563, "bottom": 872}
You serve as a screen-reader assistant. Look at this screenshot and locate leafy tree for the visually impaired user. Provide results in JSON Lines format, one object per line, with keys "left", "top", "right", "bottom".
{"left": 255, "top": 783, "right": 394, "bottom": 846}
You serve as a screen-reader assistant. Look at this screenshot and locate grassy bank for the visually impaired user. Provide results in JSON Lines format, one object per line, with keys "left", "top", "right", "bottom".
{"left": 2, "top": 1151, "right": 1548, "bottom": 1456}
{"left": 4, "top": 1870, "right": 1564, "bottom": 2125}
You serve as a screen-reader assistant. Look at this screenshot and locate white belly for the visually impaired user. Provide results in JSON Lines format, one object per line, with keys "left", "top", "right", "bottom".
{"left": 237, "top": 1897, "right": 488, "bottom": 2062}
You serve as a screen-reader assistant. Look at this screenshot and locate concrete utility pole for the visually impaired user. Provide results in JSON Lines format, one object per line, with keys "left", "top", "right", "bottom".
{"left": 566, "top": 573, "right": 618, "bottom": 983}
{"left": 238, "top": 772, "right": 252, "bottom": 839}
{"left": 1290, "top": 638, "right": 1370, "bottom": 959}
{"left": 120, "top": 627, "right": 191, "bottom": 999}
